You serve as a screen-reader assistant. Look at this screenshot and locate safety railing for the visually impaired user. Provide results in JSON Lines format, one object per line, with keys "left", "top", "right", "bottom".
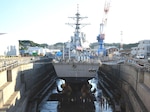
{"left": 144, "top": 63, "right": 150, "bottom": 72}
{"left": 124, "top": 57, "right": 150, "bottom": 72}
{"left": 0, "top": 57, "right": 34, "bottom": 72}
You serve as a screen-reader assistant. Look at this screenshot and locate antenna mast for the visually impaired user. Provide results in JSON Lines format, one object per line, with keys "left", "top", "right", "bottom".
{"left": 120, "top": 31, "right": 123, "bottom": 50}
{"left": 66, "top": 4, "right": 90, "bottom": 33}
{"left": 66, "top": 4, "right": 90, "bottom": 50}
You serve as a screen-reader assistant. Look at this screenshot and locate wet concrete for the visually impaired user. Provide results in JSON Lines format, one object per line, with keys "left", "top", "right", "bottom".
{"left": 38, "top": 78, "right": 113, "bottom": 112}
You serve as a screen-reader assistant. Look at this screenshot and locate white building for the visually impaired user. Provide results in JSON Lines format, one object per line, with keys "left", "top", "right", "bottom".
{"left": 0, "top": 34, "right": 19, "bottom": 56}
{"left": 26, "top": 46, "right": 50, "bottom": 56}
{"left": 106, "top": 46, "right": 119, "bottom": 55}
{"left": 131, "top": 40, "right": 150, "bottom": 58}
{"left": 131, "top": 47, "right": 138, "bottom": 56}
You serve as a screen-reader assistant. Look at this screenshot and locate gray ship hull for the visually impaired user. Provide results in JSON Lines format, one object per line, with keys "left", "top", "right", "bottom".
{"left": 53, "top": 62, "right": 100, "bottom": 82}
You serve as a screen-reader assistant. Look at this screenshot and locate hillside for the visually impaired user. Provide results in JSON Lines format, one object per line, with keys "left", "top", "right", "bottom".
{"left": 19, "top": 40, "right": 139, "bottom": 50}
{"left": 19, "top": 40, "right": 48, "bottom": 50}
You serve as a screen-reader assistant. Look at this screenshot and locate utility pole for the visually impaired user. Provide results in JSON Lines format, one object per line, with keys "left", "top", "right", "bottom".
{"left": 120, "top": 31, "right": 123, "bottom": 50}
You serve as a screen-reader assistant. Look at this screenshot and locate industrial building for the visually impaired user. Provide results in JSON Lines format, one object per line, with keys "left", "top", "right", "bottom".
{"left": 25, "top": 46, "right": 51, "bottom": 56}
{"left": 131, "top": 40, "right": 150, "bottom": 58}
{"left": 0, "top": 33, "right": 19, "bottom": 56}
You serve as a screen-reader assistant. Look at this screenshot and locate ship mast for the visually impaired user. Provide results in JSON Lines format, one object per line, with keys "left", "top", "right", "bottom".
{"left": 66, "top": 4, "right": 90, "bottom": 50}
{"left": 66, "top": 4, "right": 89, "bottom": 33}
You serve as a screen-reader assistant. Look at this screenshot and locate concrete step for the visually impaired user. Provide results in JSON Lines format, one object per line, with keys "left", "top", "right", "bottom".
{"left": 0, "top": 91, "right": 20, "bottom": 112}
{"left": 0, "top": 70, "right": 7, "bottom": 87}
{"left": 0, "top": 82, "right": 15, "bottom": 108}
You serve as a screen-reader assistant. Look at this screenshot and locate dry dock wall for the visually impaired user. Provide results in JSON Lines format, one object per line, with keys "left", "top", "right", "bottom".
{"left": 0, "top": 58, "right": 54, "bottom": 112}
{"left": 100, "top": 63, "right": 150, "bottom": 112}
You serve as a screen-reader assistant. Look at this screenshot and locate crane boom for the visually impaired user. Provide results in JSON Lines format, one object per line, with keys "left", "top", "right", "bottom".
{"left": 97, "top": 0, "right": 111, "bottom": 55}
{"left": 101, "top": 0, "right": 111, "bottom": 38}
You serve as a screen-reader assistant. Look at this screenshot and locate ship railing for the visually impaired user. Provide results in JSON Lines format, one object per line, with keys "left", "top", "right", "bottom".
{"left": 54, "top": 58, "right": 101, "bottom": 65}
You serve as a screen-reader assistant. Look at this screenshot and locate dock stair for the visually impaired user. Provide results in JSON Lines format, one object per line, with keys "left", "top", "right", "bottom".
{"left": 0, "top": 68, "right": 23, "bottom": 112}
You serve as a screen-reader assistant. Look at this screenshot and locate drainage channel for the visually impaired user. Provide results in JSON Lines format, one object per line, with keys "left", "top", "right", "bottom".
{"left": 27, "top": 74, "right": 57, "bottom": 112}
{"left": 98, "top": 71, "right": 123, "bottom": 112}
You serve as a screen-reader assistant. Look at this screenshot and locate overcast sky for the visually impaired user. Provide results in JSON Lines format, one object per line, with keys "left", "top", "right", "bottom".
{"left": 0, "top": 0, "right": 150, "bottom": 45}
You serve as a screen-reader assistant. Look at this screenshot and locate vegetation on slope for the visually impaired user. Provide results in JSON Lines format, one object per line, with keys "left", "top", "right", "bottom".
{"left": 19, "top": 40, "right": 139, "bottom": 50}
{"left": 19, "top": 40, "right": 48, "bottom": 50}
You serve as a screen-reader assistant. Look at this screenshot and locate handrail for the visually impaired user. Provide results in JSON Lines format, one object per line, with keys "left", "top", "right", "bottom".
{"left": 0, "top": 57, "right": 33, "bottom": 71}
{"left": 0, "top": 56, "right": 52, "bottom": 72}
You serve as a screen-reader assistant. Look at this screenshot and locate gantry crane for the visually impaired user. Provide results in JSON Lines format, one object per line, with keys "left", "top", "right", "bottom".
{"left": 97, "top": 0, "right": 111, "bottom": 55}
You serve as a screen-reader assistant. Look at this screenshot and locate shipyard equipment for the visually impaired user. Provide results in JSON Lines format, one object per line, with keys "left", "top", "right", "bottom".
{"left": 97, "top": 0, "right": 111, "bottom": 55}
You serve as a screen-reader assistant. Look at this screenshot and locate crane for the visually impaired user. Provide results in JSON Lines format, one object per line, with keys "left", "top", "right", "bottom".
{"left": 97, "top": 0, "right": 111, "bottom": 56}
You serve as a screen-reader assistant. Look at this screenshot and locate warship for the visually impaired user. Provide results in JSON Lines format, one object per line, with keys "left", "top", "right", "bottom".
{"left": 51, "top": 5, "right": 101, "bottom": 104}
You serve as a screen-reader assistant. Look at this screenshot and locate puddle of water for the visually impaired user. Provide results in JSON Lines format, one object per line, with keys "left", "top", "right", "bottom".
{"left": 39, "top": 100, "right": 113, "bottom": 112}
{"left": 40, "top": 101, "right": 58, "bottom": 112}
{"left": 39, "top": 78, "right": 113, "bottom": 112}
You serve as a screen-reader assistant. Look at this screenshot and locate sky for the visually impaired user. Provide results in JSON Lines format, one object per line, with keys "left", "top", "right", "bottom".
{"left": 0, "top": 0, "right": 150, "bottom": 45}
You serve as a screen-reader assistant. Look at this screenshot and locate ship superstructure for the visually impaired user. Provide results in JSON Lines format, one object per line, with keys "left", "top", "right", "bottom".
{"left": 52, "top": 5, "right": 101, "bottom": 104}
{"left": 66, "top": 4, "right": 90, "bottom": 51}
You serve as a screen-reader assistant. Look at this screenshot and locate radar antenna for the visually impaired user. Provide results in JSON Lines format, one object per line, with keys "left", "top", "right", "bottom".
{"left": 66, "top": 4, "right": 90, "bottom": 50}
{"left": 66, "top": 4, "right": 90, "bottom": 34}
